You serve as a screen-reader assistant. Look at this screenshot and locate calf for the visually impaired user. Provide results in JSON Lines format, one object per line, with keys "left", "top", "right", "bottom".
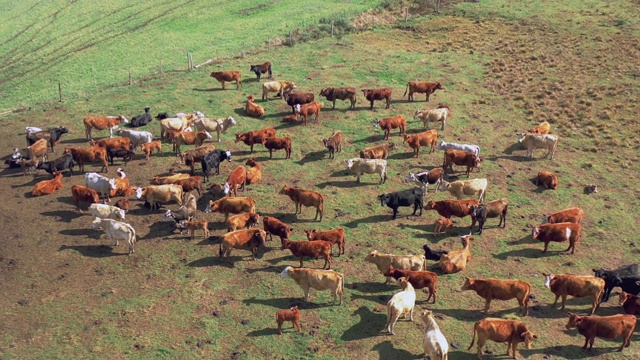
{"left": 304, "top": 228, "right": 346, "bottom": 256}
{"left": 177, "top": 220, "right": 209, "bottom": 240}
{"left": 364, "top": 250, "right": 427, "bottom": 284}
{"left": 227, "top": 213, "right": 260, "bottom": 232}
{"left": 276, "top": 306, "right": 301, "bottom": 335}
{"left": 536, "top": 171, "right": 558, "bottom": 190}
{"left": 322, "top": 130, "right": 342, "bottom": 159}
{"left": 403, "top": 130, "right": 438, "bottom": 157}
{"left": 379, "top": 188, "right": 424, "bottom": 220}
{"left": 425, "top": 199, "right": 479, "bottom": 219}
{"left": 319, "top": 87, "right": 357, "bottom": 109}
{"left": 404, "top": 168, "right": 444, "bottom": 194}
{"left": 443, "top": 149, "right": 481, "bottom": 177}
{"left": 541, "top": 207, "right": 584, "bottom": 224}
{"left": 295, "top": 102, "right": 322, "bottom": 125}
{"left": 531, "top": 121, "right": 551, "bottom": 135}
{"left": 532, "top": 222, "right": 582, "bottom": 254}
{"left": 614, "top": 291, "right": 640, "bottom": 316}
{"left": 362, "top": 88, "right": 392, "bottom": 110}
{"left": 403, "top": 81, "right": 444, "bottom": 102}
{"left": 285, "top": 92, "right": 315, "bottom": 114}
{"left": 210, "top": 70, "right": 242, "bottom": 90}
{"left": 422, "top": 244, "right": 448, "bottom": 261}
{"left": 263, "top": 216, "right": 293, "bottom": 242}
{"left": 279, "top": 185, "right": 324, "bottom": 221}
{"left": 218, "top": 229, "right": 267, "bottom": 261}
{"left": 16, "top": 158, "right": 39, "bottom": 176}
{"left": 433, "top": 217, "right": 454, "bottom": 237}
{"left": 565, "top": 312, "right": 636, "bottom": 352}
{"left": 543, "top": 273, "right": 604, "bottom": 315}
{"left": 262, "top": 137, "right": 292, "bottom": 159}
{"left": 384, "top": 265, "right": 438, "bottom": 303}
{"left": 381, "top": 278, "right": 415, "bottom": 336}
{"left": 282, "top": 239, "right": 332, "bottom": 269}
{"left": 71, "top": 185, "right": 101, "bottom": 210}
{"left": 345, "top": 158, "right": 387, "bottom": 184}
{"left": 462, "top": 277, "right": 531, "bottom": 316}
{"left": 421, "top": 310, "right": 449, "bottom": 360}
{"left": 373, "top": 115, "right": 406, "bottom": 140}
{"left": 360, "top": 142, "right": 395, "bottom": 160}
{"left": 107, "top": 148, "right": 135, "bottom": 165}
{"left": 245, "top": 95, "right": 265, "bottom": 118}
{"left": 518, "top": 133, "right": 559, "bottom": 160}
{"left": 469, "top": 198, "right": 509, "bottom": 235}
{"left": 235, "top": 128, "right": 276, "bottom": 153}
{"left": 27, "top": 138, "right": 49, "bottom": 162}
{"left": 468, "top": 318, "right": 537, "bottom": 360}
{"left": 280, "top": 266, "right": 345, "bottom": 305}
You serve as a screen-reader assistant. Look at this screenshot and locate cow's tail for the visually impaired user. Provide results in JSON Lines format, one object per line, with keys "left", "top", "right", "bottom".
{"left": 467, "top": 322, "right": 478, "bottom": 350}
{"left": 403, "top": 83, "right": 409, "bottom": 97}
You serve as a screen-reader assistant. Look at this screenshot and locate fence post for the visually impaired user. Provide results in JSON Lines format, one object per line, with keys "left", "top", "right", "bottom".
{"left": 58, "top": 82, "right": 62, "bottom": 102}
{"left": 331, "top": 21, "right": 334, "bottom": 37}
{"left": 129, "top": 68, "right": 133, "bottom": 85}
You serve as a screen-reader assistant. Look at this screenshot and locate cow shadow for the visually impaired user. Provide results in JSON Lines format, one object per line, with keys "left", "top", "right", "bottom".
{"left": 435, "top": 307, "right": 524, "bottom": 322}
{"left": 522, "top": 345, "right": 614, "bottom": 359}
{"left": 349, "top": 282, "right": 390, "bottom": 294}
{"left": 246, "top": 327, "right": 280, "bottom": 337}
{"left": 187, "top": 256, "right": 234, "bottom": 268}
{"left": 58, "top": 244, "right": 126, "bottom": 258}
{"left": 242, "top": 296, "right": 317, "bottom": 310}
{"left": 41, "top": 210, "right": 83, "bottom": 222}
{"left": 343, "top": 215, "right": 391, "bottom": 228}
{"left": 140, "top": 221, "right": 176, "bottom": 240}
{"left": 315, "top": 180, "right": 369, "bottom": 189}
{"left": 388, "top": 152, "right": 416, "bottom": 161}
{"left": 503, "top": 142, "right": 523, "bottom": 155}
{"left": 340, "top": 306, "right": 386, "bottom": 341}
{"left": 192, "top": 87, "right": 223, "bottom": 92}
{"left": 492, "top": 247, "right": 560, "bottom": 260}
{"left": 245, "top": 265, "right": 280, "bottom": 274}
{"left": 353, "top": 134, "right": 386, "bottom": 143}
{"left": 296, "top": 150, "right": 325, "bottom": 166}
{"left": 329, "top": 170, "right": 349, "bottom": 177}
{"left": 10, "top": 177, "right": 43, "bottom": 188}
{"left": 273, "top": 122, "right": 300, "bottom": 130}
{"left": 59, "top": 228, "right": 101, "bottom": 239}
{"left": 372, "top": 341, "right": 421, "bottom": 360}
{"left": 61, "top": 138, "right": 89, "bottom": 144}
{"left": 263, "top": 111, "right": 293, "bottom": 119}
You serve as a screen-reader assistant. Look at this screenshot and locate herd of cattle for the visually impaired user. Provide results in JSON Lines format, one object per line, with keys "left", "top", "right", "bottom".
{"left": 6, "top": 62, "right": 635, "bottom": 359}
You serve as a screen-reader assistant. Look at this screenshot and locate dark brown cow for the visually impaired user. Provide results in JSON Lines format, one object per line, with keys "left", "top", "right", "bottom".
{"left": 383, "top": 265, "right": 438, "bottom": 303}
{"left": 403, "top": 81, "right": 444, "bottom": 102}
{"left": 171, "top": 176, "right": 203, "bottom": 197}
{"left": 362, "top": 88, "right": 392, "bottom": 109}
{"left": 565, "top": 313, "right": 636, "bottom": 351}
{"left": 262, "top": 137, "right": 292, "bottom": 159}
{"left": 210, "top": 71, "right": 242, "bottom": 89}
{"left": 536, "top": 171, "right": 558, "bottom": 190}
{"left": 319, "top": 87, "right": 357, "bottom": 109}
{"left": 615, "top": 291, "right": 640, "bottom": 316}
{"left": 304, "top": 228, "right": 346, "bottom": 256}
{"left": 263, "top": 216, "right": 293, "bottom": 242}
{"left": 179, "top": 144, "right": 217, "bottom": 175}
{"left": 443, "top": 149, "right": 481, "bottom": 177}
{"left": 235, "top": 128, "right": 276, "bottom": 153}
{"left": 425, "top": 199, "right": 479, "bottom": 219}
{"left": 285, "top": 92, "right": 315, "bottom": 113}
{"left": 249, "top": 62, "right": 272, "bottom": 80}
{"left": 532, "top": 222, "right": 582, "bottom": 254}
{"left": 282, "top": 239, "right": 332, "bottom": 269}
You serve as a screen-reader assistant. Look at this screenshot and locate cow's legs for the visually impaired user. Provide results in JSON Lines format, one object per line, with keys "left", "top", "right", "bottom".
{"left": 483, "top": 299, "right": 492, "bottom": 313}
{"left": 560, "top": 294, "right": 567, "bottom": 310}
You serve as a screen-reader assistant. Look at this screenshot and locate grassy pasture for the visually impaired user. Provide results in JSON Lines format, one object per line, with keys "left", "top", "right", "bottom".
{"left": 1, "top": 0, "right": 640, "bottom": 359}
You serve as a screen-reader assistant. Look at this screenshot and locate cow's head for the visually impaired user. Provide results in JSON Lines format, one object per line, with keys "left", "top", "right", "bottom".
{"left": 468, "top": 204, "right": 480, "bottom": 217}
{"left": 135, "top": 187, "right": 144, "bottom": 199}
{"left": 228, "top": 116, "right": 237, "bottom": 126}
{"left": 304, "top": 229, "right": 316, "bottom": 240}
{"left": 435, "top": 141, "right": 446, "bottom": 150}
{"left": 520, "top": 330, "right": 538, "bottom": 349}
{"left": 223, "top": 182, "right": 231, "bottom": 195}
{"left": 250, "top": 64, "right": 260, "bottom": 72}
{"left": 542, "top": 273, "right": 554, "bottom": 288}
{"left": 372, "top": 118, "right": 381, "bottom": 127}
{"left": 319, "top": 88, "right": 329, "bottom": 96}
{"left": 460, "top": 235, "right": 473, "bottom": 247}
{"left": 517, "top": 133, "right": 527, "bottom": 143}
{"left": 378, "top": 194, "right": 390, "bottom": 206}
{"left": 322, "top": 139, "right": 330, "bottom": 148}
{"left": 294, "top": 104, "right": 301, "bottom": 114}
{"left": 364, "top": 250, "right": 379, "bottom": 263}
{"left": 461, "top": 277, "right": 474, "bottom": 291}
{"left": 531, "top": 226, "right": 540, "bottom": 239}
{"left": 116, "top": 168, "right": 126, "bottom": 179}
{"left": 224, "top": 150, "right": 232, "bottom": 161}
{"left": 108, "top": 178, "right": 117, "bottom": 190}
{"left": 279, "top": 225, "right": 293, "bottom": 239}
{"left": 565, "top": 312, "right": 583, "bottom": 330}
{"left": 614, "top": 291, "right": 631, "bottom": 306}
{"left": 435, "top": 82, "right": 444, "bottom": 90}
{"left": 58, "top": 127, "right": 70, "bottom": 135}
{"left": 592, "top": 268, "right": 607, "bottom": 278}
{"left": 404, "top": 173, "right": 417, "bottom": 183}
{"left": 91, "top": 218, "right": 103, "bottom": 230}
{"left": 203, "top": 131, "right": 212, "bottom": 139}
{"left": 280, "top": 266, "right": 293, "bottom": 278}
{"left": 397, "top": 277, "right": 411, "bottom": 290}
{"left": 254, "top": 230, "right": 267, "bottom": 248}
{"left": 279, "top": 185, "right": 290, "bottom": 195}
{"left": 383, "top": 265, "right": 396, "bottom": 277}
{"left": 413, "top": 109, "right": 424, "bottom": 119}
{"left": 437, "top": 181, "right": 451, "bottom": 191}
{"left": 115, "top": 208, "right": 126, "bottom": 220}
{"left": 204, "top": 200, "right": 220, "bottom": 213}
{"left": 345, "top": 159, "right": 354, "bottom": 169}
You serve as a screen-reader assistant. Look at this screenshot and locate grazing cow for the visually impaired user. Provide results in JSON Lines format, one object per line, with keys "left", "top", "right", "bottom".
{"left": 345, "top": 158, "right": 387, "bottom": 184}
{"left": 362, "top": 88, "right": 392, "bottom": 109}
{"left": 360, "top": 142, "right": 395, "bottom": 160}
{"left": 319, "top": 87, "right": 357, "bottom": 109}
{"left": 280, "top": 266, "right": 345, "bottom": 305}
{"left": 245, "top": 158, "right": 262, "bottom": 185}
{"left": 379, "top": 188, "right": 424, "bottom": 220}
{"left": 250, "top": 62, "right": 272, "bottom": 80}
{"left": 85, "top": 172, "right": 116, "bottom": 203}
{"left": 462, "top": 277, "right": 531, "bottom": 316}
{"left": 262, "top": 137, "right": 292, "bottom": 159}
{"left": 193, "top": 116, "right": 237, "bottom": 142}
{"left": 364, "top": 250, "right": 427, "bottom": 284}
{"left": 71, "top": 185, "right": 100, "bottom": 210}
{"left": 295, "top": 102, "right": 322, "bottom": 125}
{"left": 565, "top": 312, "right": 636, "bottom": 352}
{"left": 180, "top": 144, "right": 217, "bottom": 175}
{"left": 172, "top": 176, "right": 203, "bottom": 197}
{"left": 31, "top": 172, "right": 64, "bottom": 197}
{"left": 114, "top": 198, "right": 130, "bottom": 213}
{"left": 37, "top": 153, "right": 74, "bottom": 176}
{"left": 205, "top": 197, "right": 256, "bottom": 220}
{"left": 115, "top": 129, "right": 153, "bottom": 147}
{"left": 381, "top": 278, "right": 416, "bottom": 336}
{"left": 614, "top": 291, "right": 640, "bottom": 315}
{"left": 245, "top": 95, "right": 265, "bottom": 118}
{"left": 235, "top": 128, "right": 276, "bottom": 153}
{"left": 543, "top": 273, "right": 605, "bottom": 315}
{"left": 404, "top": 168, "right": 444, "bottom": 194}
{"left": 279, "top": 185, "right": 324, "bottom": 221}
{"left": 414, "top": 106, "right": 450, "bottom": 131}
{"left": 64, "top": 146, "right": 108, "bottom": 173}
{"left": 282, "top": 239, "right": 332, "bottom": 269}
{"left": 173, "top": 130, "right": 212, "bottom": 154}
{"left": 439, "top": 178, "right": 488, "bottom": 202}
{"left": 438, "top": 235, "right": 473, "bottom": 274}
{"left": 151, "top": 173, "right": 190, "bottom": 185}
{"left": 159, "top": 116, "right": 194, "bottom": 140}
{"left": 426, "top": 199, "right": 479, "bottom": 221}
{"left": 536, "top": 171, "right": 558, "bottom": 190}
{"left": 129, "top": 107, "right": 152, "bottom": 127}
{"left": 403, "top": 81, "right": 443, "bottom": 102}
{"left": 210, "top": 70, "right": 242, "bottom": 89}
{"left": 83, "top": 115, "right": 128, "bottom": 140}
{"left": 227, "top": 213, "right": 261, "bottom": 232}
{"left": 107, "top": 148, "right": 135, "bottom": 165}
{"left": 373, "top": 115, "right": 406, "bottom": 140}
{"left": 541, "top": 207, "right": 584, "bottom": 224}
{"left": 322, "top": 130, "right": 343, "bottom": 159}
{"left": 532, "top": 222, "right": 582, "bottom": 254}
{"left": 384, "top": 265, "right": 438, "bottom": 303}
{"left": 443, "top": 150, "right": 482, "bottom": 177}
{"left": 304, "top": 228, "right": 346, "bottom": 256}
{"left": 530, "top": 121, "right": 551, "bottom": 135}
{"left": 224, "top": 166, "right": 247, "bottom": 197}
{"left": 262, "top": 80, "right": 296, "bottom": 100}
{"left": 177, "top": 220, "right": 209, "bottom": 240}
{"left": 276, "top": 306, "right": 301, "bottom": 335}
{"left": 469, "top": 198, "right": 509, "bottom": 235}
{"left": 139, "top": 140, "right": 162, "bottom": 160}
{"left": 468, "top": 318, "right": 537, "bottom": 360}
{"left": 27, "top": 138, "right": 49, "bottom": 162}
{"left": 403, "top": 130, "right": 438, "bottom": 157}
{"left": 436, "top": 140, "right": 481, "bottom": 157}
{"left": 422, "top": 244, "right": 448, "bottom": 261}
{"left": 263, "top": 216, "right": 293, "bottom": 242}
{"left": 26, "top": 126, "right": 69, "bottom": 153}
{"left": 89, "top": 203, "right": 125, "bottom": 221}
{"left": 136, "top": 185, "right": 184, "bottom": 212}
{"left": 91, "top": 218, "right": 136, "bottom": 254}
{"left": 517, "top": 133, "right": 559, "bottom": 160}
{"left": 201, "top": 149, "right": 232, "bottom": 183}
{"left": 284, "top": 92, "right": 315, "bottom": 113}
{"left": 421, "top": 310, "right": 449, "bottom": 360}
{"left": 218, "top": 229, "right": 267, "bottom": 261}
{"left": 433, "top": 218, "right": 454, "bottom": 237}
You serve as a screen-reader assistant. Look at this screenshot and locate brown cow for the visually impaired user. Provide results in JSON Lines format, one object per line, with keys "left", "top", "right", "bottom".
{"left": 151, "top": 173, "right": 190, "bottom": 185}
{"left": 180, "top": 144, "right": 217, "bottom": 175}
{"left": 281, "top": 239, "right": 332, "bottom": 269}
{"left": 210, "top": 70, "right": 242, "bottom": 90}
{"left": 543, "top": 273, "right": 604, "bottom": 315}
{"left": 245, "top": 95, "right": 265, "bottom": 118}
{"left": 438, "top": 235, "right": 473, "bottom": 274}
{"left": 469, "top": 198, "right": 509, "bottom": 235}
{"left": 403, "top": 81, "right": 444, "bottom": 102}
{"left": 295, "top": 101, "right": 322, "bottom": 125}
{"left": 284, "top": 92, "right": 315, "bottom": 113}
{"left": 304, "top": 228, "right": 346, "bottom": 256}
{"left": 362, "top": 88, "right": 392, "bottom": 109}
{"left": 322, "top": 130, "right": 343, "bottom": 159}
{"left": 249, "top": 62, "right": 272, "bottom": 80}
{"left": 468, "top": 318, "right": 537, "bottom": 360}
{"left": 536, "top": 171, "right": 558, "bottom": 190}
{"left": 83, "top": 115, "right": 128, "bottom": 140}
{"left": 227, "top": 213, "right": 261, "bottom": 232}
{"left": 205, "top": 197, "right": 256, "bottom": 220}
{"left": 178, "top": 220, "right": 209, "bottom": 240}
{"left": 139, "top": 140, "right": 162, "bottom": 160}
{"left": 71, "top": 185, "right": 100, "bottom": 211}
{"left": 173, "top": 130, "right": 212, "bottom": 154}
{"left": 279, "top": 185, "right": 324, "bottom": 221}
{"left": 462, "top": 277, "right": 531, "bottom": 316}
{"left": 319, "top": 87, "right": 357, "bottom": 109}
{"left": 32, "top": 172, "right": 64, "bottom": 197}
{"left": 541, "top": 207, "right": 584, "bottom": 224}
{"left": 64, "top": 146, "right": 108, "bottom": 173}
{"left": 245, "top": 158, "right": 262, "bottom": 185}
{"left": 373, "top": 115, "right": 405, "bottom": 140}
{"left": 360, "top": 142, "right": 395, "bottom": 159}
{"left": 403, "top": 130, "right": 438, "bottom": 157}
{"left": 115, "top": 198, "right": 131, "bottom": 213}
{"left": 532, "top": 222, "right": 582, "bottom": 254}
{"left": 219, "top": 229, "right": 267, "bottom": 261}
{"left": 614, "top": 291, "right": 640, "bottom": 316}
{"left": 276, "top": 306, "right": 301, "bottom": 335}
{"left": 565, "top": 312, "right": 636, "bottom": 352}
{"left": 443, "top": 150, "right": 481, "bottom": 177}
{"left": 262, "top": 137, "right": 292, "bottom": 159}
{"left": 90, "top": 137, "right": 132, "bottom": 152}
{"left": 425, "top": 199, "right": 480, "bottom": 219}
{"left": 384, "top": 265, "right": 438, "bottom": 303}
{"left": 263, "top": 216, "right": 293, "bottom": 242}
{"left": 224, "top": 166, "right": 247, "bottom": 197}
{"left": 171, "top": 176, "right": 203, "bottom": 197}
{"left": 530, "top": 121, "right": 551, "bottom": 135}
{"left": 235, "top": 128, "right": 276, "bottom": 153}
{"left": 433, "top": 217, "right": 454, "bottom": 237}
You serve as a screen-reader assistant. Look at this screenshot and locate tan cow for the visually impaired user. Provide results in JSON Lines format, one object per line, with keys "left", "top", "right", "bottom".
{"left": 262, "top": 80, "right": 296, "bottom": 100}
{"left": 280, "top": 266, "right": 345, "bottom": 305}
{"left": 439, "top": 178, "right": 488, "bottom": 202}
{"left": 210, "top": 70, "right": 242, "bottom": 89}
{"left": 462, "top": 278, "right": 531, "bottom": 316}
{"left": 438, "top": 235, "right": 472, "bottom": 274}
{"left": 135, "top": 185, "right": 184, "bottom": 212}
{"left": 205, "top": 197, "right": 256, "bottom": 220}
{"left": 364, "top": 250, "right": 427, "bottom": 284}
{"left": 151, "top": 173, "right": 190, "bottom": 185}
{"left": 543, "top": 273, "right": 604, "bottom": 315}
{"left": 83, "top": 115, "right": 128, "bottom": 140}
{"left": 219, "top": 229, "right": 267, "bottom": 261}
{"left": 414, "top": 106, "right": 450, "bottom": 131}
{"left": 403, "top": 130, "right": 438, "bottom": 157}
{"left": 468, "top": 318, "right": 537, "bottom": 360}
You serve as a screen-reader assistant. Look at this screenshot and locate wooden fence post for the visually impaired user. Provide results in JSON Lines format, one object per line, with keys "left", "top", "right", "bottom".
{"left": 129, "top": 68, "right": 133, "bottom": 85}
{"left": 58, "top": 82, "right": 62, "bottom": 102}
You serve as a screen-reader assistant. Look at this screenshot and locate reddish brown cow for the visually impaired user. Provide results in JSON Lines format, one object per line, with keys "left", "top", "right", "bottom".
{"left": 284, "top": 92, "right": 315, "bottom": 113}
{"left": 90, "top": 137, "right": 132, "bottom": 152}
{"left": 362, "top": 88, "right": 392, "bottom": 109}
{"left": 262, "top": 137, "right": 292, "bottom": 159}
{"left": 64, "top": 146, "right": 108, "bottom": 173}
{"left": 322, "top": 130, "right": 343, "bottom": 159}
{"left": 443, "top": 149, "right": 481, "bottom": 177}
{"left": 532, "top": 222, "right": 582, "bottom": 254}
{"left": 542, "top": 207, "right": 584, "bottom": 224}
{"left": 227, "top": 213, "right": 261, "bottom": 232}
{"left": 360, "top": 142, "right": 395, "bottom": 159}
{"left": 295, "top": 101, "right": 322, "bottom": 125}
{"left": 263, "top": 216, "right": 293, "bottom": 242}
{"left": 383, "top": 265, "right": 438, "bottom": 303}
{"left": 403, "top": 129, "right": 438, "bottom": 157}
{"left": 276, "top": 306, "right": 301, "bottom": 335}
{"left": 425, "top": 199, "right": 480, "bottom": 219}
{"left": 319, "top": 87, "right": 357, "bottom": 109}
{"left": 219, "top": 229, "right": 267, "bottom": 261}
{"left": 83, "top": 115, "right": 128, "bottom": 140}
{"left": 235, "top": 128, "right": 276, "bottom": 153}
{"left": 615, "top": 291, "right": 640, "bottom": 316}
{"left": 462, "top": 277, "right": 531, "bottom": 316}
{"left": 210, "top": 70, "right": 242, "bottom": 89}
{"left": 433, "top": 217, "right": 454, "bottom": 237}
{"left": 245, "top": 95, "right": 265, "bottom": 118}
{"left": 32, "top": 172, "right": 64, "bottom": 197}
{"left": 373, "top": 115, "right": 406, "bottom": 140}
{"left": 171, "top": 176, "right": 203, "bottom": 197}
{"left": 403, "top": 81, "right": 444, "bottom": 102}
{"left": 543, "top": 273, "right": 604, "bottom": 315}
{"left": 304, "top": 228, "right": 346, "bottom": 256}
{"left": 224, "top": 166, "right": 247, "bottom": 197}
{"left": 71, "top": 185, "right": 100, "bottom": 210}
{"left": 115, "top": 198, "right": 131, "bottom": 213}
{"left": 468, "top": 318, "right": 537, "bottom": 360}
{"left": 282, "top": 239, "right": 332, "bottom": 269}
{"left": 140, "top": 140, "right": 162, "bottom": 160}
{"left": 279, "top": 185, "right": 324, "bottom": 221}
{"left": 536, "top": 171, "right": 558, "bottom": 190}
{"left": 565, "top": 312, "right": 636, "bottom": 351}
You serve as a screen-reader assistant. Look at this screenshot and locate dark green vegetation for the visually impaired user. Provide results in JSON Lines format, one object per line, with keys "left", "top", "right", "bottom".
{"left": 1, "top": 1, "right": 639, "bottom": 359}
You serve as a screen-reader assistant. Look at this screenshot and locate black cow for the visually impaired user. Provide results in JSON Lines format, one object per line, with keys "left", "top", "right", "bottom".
{"left": 107, "top": 148, "right": 135, "bottom": 165}
{"left": 26, "top": 126, "right": 69, "bottom": 153}
{"left": 201, "top": 149, "right": 231, "bottom": 183}
{"left": 593, "top": 264, "right": 640, "bottom": 302}
{"left": 249, "top": 62, "right": 272, "bottom": 81}
{"left": 284, "top": 92, "right": 314, "bottom": 114}
{"left": 379, "top": 188, "right": 424, "bottom": 220}
{"left": 422, "top": 244, "right": 448, "bottom": 261}
{"left": 155, "top": 112, "right": 170, "bottom": 120}
{"left": 4, "top": 159, "right": 22, "bottom": 169}
{"left": 129, "top": 107, "right": 152, "bottom": 127}
{"left": 37, "top": 153, "right": 74, "bottom": 176}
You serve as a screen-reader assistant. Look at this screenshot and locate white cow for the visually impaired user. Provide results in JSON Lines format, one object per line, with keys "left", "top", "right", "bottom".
{"left": 89, "top": 203, "right": 125, "bottom": 220}
{"left": 345, "top": 158, "right": 387, "bottom": 184}
{"left": 518, "top": 133, "right": 558, "bottom": 160}
{"left": 381, "top": 278, "right": 416, "bottom": 336}
{"left": 421, "top": 310, "right": 449, "bottom": 360}
{"left": 91, "top": 218, "right": 136, "bottom": 254}
{"left": 25, "top": 126, "right": 43, "bottom": 134}
{"left": 116, "top": 129, "right": 153, "bottom": 147}
{"left": 174, "top": 111, "right": 205, "bottom": 119}
{"left": 438, "top": 178, "right": 488, "bottom": 202}
{"left": 84, "top": 172, "right": 116, "bottom": 203}
{"left": 414, "top": 108, "right": 449, "bottom": 131}
{"left": 193, "top": 116, "right": 237, "bottom": 142}
{"left": 436, "top": 141, "right": 480, "bottom": 157}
